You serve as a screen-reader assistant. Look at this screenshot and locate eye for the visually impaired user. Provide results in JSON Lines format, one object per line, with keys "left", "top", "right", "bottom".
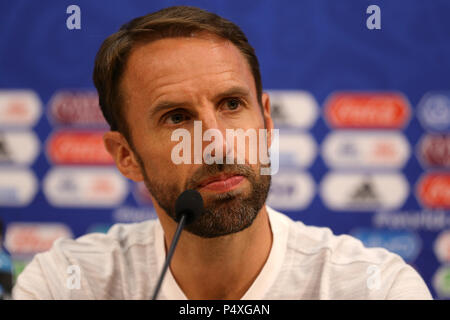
{"left": 224, "top": 98, "right": 244, "bottom": 111}
{"left": 164, "top": 111, "right": 191, "bottom": 125}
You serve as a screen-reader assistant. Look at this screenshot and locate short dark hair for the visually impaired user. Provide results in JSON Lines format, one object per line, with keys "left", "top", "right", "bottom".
{"left": 93, "top": 5, "right": 263, "bottom": 141}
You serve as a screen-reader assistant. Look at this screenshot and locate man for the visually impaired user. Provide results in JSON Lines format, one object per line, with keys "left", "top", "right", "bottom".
{"left": 13, "top": 6, "right": 431, "bottom": 300}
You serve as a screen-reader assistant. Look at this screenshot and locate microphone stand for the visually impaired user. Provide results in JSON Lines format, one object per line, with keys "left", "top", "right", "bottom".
{"left": 151, "top": 213, "right": 187, "bottom": 300}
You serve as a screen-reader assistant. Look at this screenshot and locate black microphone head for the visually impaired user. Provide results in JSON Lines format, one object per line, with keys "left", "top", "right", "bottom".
{"left": 175, "top": 189, "right": 204, "bottom": 225}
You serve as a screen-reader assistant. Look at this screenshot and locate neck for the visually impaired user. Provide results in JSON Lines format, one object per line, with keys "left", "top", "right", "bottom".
{"left": 158, "top": 205, "right": 272, "bottom": 300}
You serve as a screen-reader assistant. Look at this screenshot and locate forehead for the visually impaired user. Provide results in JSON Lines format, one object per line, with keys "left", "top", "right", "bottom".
{"left": 120, "top": 34, "right": 256, "bottom": 104}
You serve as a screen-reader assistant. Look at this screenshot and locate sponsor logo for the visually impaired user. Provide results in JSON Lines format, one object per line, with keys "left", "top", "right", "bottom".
{"left": 432, "top": 266, "right": 450, "bottom": 298}
{"left": 320, "top": 172, "right": 409, "bottom": 211}
{"left": 418, "top": 92, "right": 450, "bottom": 132}
{"left": 322, "top": 131, "right": 410, "bottom": 169}
{"left": 324, "top": 92, "right": 410, "bottom": 128}
{"left": 43, "top": 167, "right": 128, "bottom": 207}
{"left": 46, "top": 130, "right": 113, "bottom": 165}
{"left": 278, "top": 132, "right": 317, "bottom": 168}
{"left": 434, "top": 230, "right": 450, "bottom": 263}
{"left": 350, "top": 228, "right": 421, "bottom": 262}
{"left": 416, "top": 173, "right": 450, "bottom": 209}
{"left": 0, "top": 90, "right": 42, "bottom": 127}
{"left": 0, "top": 131, "right": 40, "bottom": 165}
{"left": 266, "top": 171, "right": 315, "bottom": 210}
{"left": 417, "top": 134, "right": 450, "bottom": 168}
{"left": 4, "top": 223, "right": 73, "bottom": 255}
{"left": 0, "top": 168, "right": 38, "bottom": 206}
{"left": 373, "top": 210, "right": 450, "bottom": 231}
{"left": 267, "top": 90, "right": 319, "bottom": 129}
{"left": 48, "top": 91, "right": 107, "bottom": 126}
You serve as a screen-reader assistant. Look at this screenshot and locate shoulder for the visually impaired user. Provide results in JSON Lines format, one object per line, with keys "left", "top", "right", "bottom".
{"left": 267, "top": 207, "right": 432, "bottom": 299}
{"left": 13, "top": 219, "right": 158, "bottom": 300}
{"left": 39, "top": 219, "right": 157, "bottom": 267}
{"left": 60, "top": 219, "right": 156, "bottom": 253}
{"left": 268, "top": 207, "right": 384, "bottom": 264}
{"left": 289, "top": 219, "right": 394, "bottom": 266}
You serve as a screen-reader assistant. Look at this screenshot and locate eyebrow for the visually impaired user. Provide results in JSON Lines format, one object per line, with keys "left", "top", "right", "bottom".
{"left": 148, "top": 85, "right": 251, "bottom": 120}
{"left": 213, "top": 86, "right": 250, "bottom": 101}
{"left": 149, "top": 101, "right": 186, "bottom": 120}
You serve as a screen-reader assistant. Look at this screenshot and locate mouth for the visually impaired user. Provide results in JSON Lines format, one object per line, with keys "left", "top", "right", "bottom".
{"left": 197, "top": 174, "right": 245, "bottom": 193}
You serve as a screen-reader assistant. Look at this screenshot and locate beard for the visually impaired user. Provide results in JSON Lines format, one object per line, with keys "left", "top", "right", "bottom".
{"left": 135, "top": 154, "right": 271, "bottom": 238}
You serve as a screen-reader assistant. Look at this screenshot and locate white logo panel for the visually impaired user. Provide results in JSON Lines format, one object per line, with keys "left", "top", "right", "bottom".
{"left": 0, "top": 90, "right": 42, "bottom": 127}
{"left": 0, "top": 131, "right": 40, "bottom": 165}
{"left": 0, "top": 168, "right": 38, "bottom": 206}
{"left": 267, "top": 171, "right": 315, "bottom": 210}
{"left": 279, "top": 132, "right": 317, "bottom": 168}
{"left": 267, "top": 90, "right": 318, "bottom": 129}
{"left": 320, "top": 172, "right": 409, "bottom": 211}
{"left": 5, "top": 223, "right": 73, "bottom": 255}
{"left": 434, "top": 230, "right": 450, "bottom": 263}
{"left": 43, "top": 167, "right": 128, "bottom": 207}
{"left": 322, "top": 131, "right": 410, "bottom": 169}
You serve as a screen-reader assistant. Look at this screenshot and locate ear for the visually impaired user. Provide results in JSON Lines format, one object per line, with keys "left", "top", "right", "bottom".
{"left": 103, "top": 131, "right": 144, "bottom": 182}
{"left": 261, "top": 92, "right": 274, "bottom": 148}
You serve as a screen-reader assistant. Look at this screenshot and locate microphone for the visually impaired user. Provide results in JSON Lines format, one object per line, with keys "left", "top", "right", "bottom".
{"left": 151, "top": 189, "right": 204, "bottom": 300}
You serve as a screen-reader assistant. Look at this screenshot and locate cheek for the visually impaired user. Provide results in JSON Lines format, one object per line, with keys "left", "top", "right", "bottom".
{"left": 240, "top": 121, "right": 267, "bottom": 164}
{"left": 144, "top": 144, "right": 176, "bottom": 170}
{"left": 231, "top": 110, "right": 264, "bottom": 129}
{"left": 139, "top": 138, "right": 193, "bottom": 181}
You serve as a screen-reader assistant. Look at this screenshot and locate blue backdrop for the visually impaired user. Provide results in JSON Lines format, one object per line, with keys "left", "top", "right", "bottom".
{"left": 0, "top": 0, "right": 449, "bottom": 299}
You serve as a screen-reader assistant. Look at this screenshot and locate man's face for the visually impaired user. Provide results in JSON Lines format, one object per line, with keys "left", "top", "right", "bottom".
{"left": 118, "top": 34, "right": 273, "bottom": 238}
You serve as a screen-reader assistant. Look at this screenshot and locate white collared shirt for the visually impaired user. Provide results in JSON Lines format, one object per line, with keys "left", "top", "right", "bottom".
{"left": 13, "top": 207, "right": 432, "bottom": 300}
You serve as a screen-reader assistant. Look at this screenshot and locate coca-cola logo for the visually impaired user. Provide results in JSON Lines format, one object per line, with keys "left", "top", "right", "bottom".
{"left": 4, "top": 223, "right": 73, "bottom": 255}
{"left": 48, "top": 91, "right": 107, "bottom": 126}
{"left": 46, "top": 131, "right": 113, "bottom": 165}
{"left": 417, "top": 174, "right": 450, "bottom": 209}
{"left": 324, "top": 92, "right": 410, "bottom": 128}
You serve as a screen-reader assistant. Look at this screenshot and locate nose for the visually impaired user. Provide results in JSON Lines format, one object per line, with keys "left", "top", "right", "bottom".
{"left": 197, "top": 109, "right": 229, "bottom": 164}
